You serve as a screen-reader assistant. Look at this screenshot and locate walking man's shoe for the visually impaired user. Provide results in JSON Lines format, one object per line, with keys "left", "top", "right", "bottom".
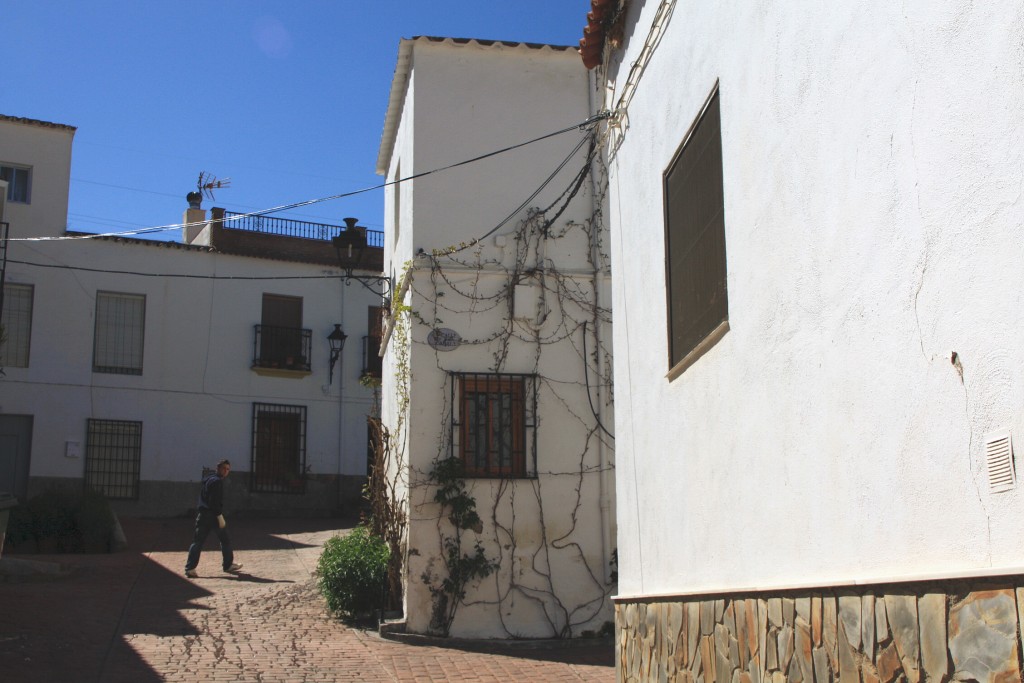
{"left": 185, "top": 569, "right": 198, "bottom": 578}
{"left": 225, "top": 563, "right": 243, "bottom": 574}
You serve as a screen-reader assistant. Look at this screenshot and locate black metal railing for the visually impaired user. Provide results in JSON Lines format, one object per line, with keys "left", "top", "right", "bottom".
{"left": 362, "top": 335, "right": 382, "bottom": 378}
{"left": 223, "top": 211, "right": 384, "bottom": 248}
{"left": 253, "top": 325, "right": 312, "bottom": 371}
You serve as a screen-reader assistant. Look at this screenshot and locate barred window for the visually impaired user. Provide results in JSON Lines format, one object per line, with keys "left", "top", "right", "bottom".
{"left": 84, "top": 419, "right": 142, "bottom": 499}
{"left": 1, "top": 283, "right": 33, "bottom": 367}
{"left": 664, "top": 86, "right": 729, "bottom": 379}
{"left": 251, "top": 403, "right": 307, "bottom": 493}
{"left": 94, "top": 292, "right": 146, "bottom": 375}
{"left": 452, "top": 373, "right": 536, "bottom": 478}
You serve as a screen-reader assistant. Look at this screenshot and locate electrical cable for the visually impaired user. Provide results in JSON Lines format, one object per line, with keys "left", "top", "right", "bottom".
{"left": 433, "top": 130, "right": 597, "bottom": 257}
{"left": 4, "top": 258, "right": 343, "bottom": 280}
{"left": 581, "top": 321, "right": 614, "bottom": 439}
{"left": 6, "top": 111, "right": 613, "bottom": 244}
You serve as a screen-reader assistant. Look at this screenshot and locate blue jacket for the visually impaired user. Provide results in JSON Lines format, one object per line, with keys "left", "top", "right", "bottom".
{"left": 197, "top": 473, "right": 225, "bottom": 515}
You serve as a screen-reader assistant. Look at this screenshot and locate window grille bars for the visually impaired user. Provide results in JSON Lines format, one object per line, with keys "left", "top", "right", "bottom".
{"left": 250, "top": 403, "right": 307, "bottom": 494}
{"left": 84, "top": 419, "right": 142, "bottom": 499}
{"left": 449, "top": 372, "right": 537, "bottom": 478}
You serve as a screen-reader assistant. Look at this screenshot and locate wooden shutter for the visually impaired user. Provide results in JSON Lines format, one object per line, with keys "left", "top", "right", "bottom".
{"left": 664, "top": 89, "right": 728, "bottom": 371}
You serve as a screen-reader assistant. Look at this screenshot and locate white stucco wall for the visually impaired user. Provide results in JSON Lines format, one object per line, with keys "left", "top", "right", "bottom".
{"left": 379, "top": 38, "right": 616, "bottom": 638}
{"left": 0, "top": 118, "right": 74, "bottom": 239}
{"left": 1, "top": 117, "right": 379, "bottom": 513}
{"left": 605, "top": 0, "right": 1024, "bottom": 598}
{"left": 2, "top": 238, "right": 378, "bottom": 492}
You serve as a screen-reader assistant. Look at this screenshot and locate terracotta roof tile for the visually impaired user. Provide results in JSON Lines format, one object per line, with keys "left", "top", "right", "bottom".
{"left": 579, "top": 0, "right": 618, "bottom": 69}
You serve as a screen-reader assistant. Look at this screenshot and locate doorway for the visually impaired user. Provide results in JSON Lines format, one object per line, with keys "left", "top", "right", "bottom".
{"left": 0, "top": 415, "right": 33, "bottom": 500}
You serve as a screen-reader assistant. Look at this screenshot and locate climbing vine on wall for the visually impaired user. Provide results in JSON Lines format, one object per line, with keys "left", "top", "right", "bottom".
{"left": 397, "top": 136, "right": 618, "bottom": 638}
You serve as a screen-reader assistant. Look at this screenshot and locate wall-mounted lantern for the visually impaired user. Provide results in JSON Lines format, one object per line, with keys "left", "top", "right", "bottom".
{"left": 327, "top": 324, "right": 348, "bottom": 385}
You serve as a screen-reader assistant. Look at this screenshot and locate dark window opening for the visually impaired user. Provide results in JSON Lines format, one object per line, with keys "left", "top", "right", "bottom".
{"left": 254, "top": 294, "right": 310, "bottom": 371}
{"left": 664, "top": 87, "right": 728, "bottom": 376}
{"left": 362, "top": 305, "right": 384, "bottom": 379}
{"left": 251, "top": 403, "right": 307, "bottom": 493}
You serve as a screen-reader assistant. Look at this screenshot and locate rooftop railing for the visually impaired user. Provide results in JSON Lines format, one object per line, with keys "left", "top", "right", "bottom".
{"left": 222, "top": 211, "right": 384, "bottom": 248}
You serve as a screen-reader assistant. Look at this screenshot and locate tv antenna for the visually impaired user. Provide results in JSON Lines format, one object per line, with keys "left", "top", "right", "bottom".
{"left": 197, "top": 171, "right": 231, "bottom": 200}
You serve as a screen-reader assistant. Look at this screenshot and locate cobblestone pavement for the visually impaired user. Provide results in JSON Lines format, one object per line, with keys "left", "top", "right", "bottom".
{"left": 0, "top": 517, "right": 613, "bottom": 682}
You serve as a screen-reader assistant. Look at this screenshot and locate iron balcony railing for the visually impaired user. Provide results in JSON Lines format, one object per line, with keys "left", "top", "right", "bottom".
{"left": 223, "top": 211, "right": 384, "bottom": 248}
{"left": 253, "top": 325, "right": 312, "bottom": 372}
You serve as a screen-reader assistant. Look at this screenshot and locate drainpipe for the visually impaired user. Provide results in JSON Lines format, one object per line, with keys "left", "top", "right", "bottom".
{"left": 335, "top": 287, "right": 346, "bottom": 515}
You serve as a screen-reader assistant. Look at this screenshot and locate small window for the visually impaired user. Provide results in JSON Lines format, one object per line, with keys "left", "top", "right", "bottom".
{"left": 664, "top": 86, "right": 728, "bottom": 378}
{"left": 251, "top": 403, "right": 307, "bottom": 493}
{"left": 93, "top": 292, "right": 146, "bottom": 375}
{"left": 255, "top": 293, "right": 309, "bottom": 370}
{"left": 1, "top": 283, "right": 33, "bottom": 367}
{"left": 453, "top": 373, "right": 536, "bottom": 478}
{"left": 0, "top": 165, "right": 31, "bottom": 204}
{"left": 84, "top": 419, "right": 142, "bottom": 499}
{"left": 362, "top": 305, "right": 384, "bottom": 379}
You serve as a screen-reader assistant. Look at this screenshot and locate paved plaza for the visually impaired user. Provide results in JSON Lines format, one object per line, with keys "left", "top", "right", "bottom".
{"left": 0, "top": 517, "right": 613, "bottom": 682}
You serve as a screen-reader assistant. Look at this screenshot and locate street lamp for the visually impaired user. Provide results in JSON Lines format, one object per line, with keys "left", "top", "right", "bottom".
{"left": 332, "top": 217, "right": 392, "bottom": 305}
{"left": 327, "top": 324, "right": 348, "bottom": 385}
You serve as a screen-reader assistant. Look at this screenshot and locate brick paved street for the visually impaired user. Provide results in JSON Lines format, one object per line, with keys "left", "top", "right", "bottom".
{"left": 0, "top": 517, "right": 613, "bottom": 682}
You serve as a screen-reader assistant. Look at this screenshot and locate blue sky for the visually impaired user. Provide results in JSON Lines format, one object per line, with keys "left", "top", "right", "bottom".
{"left": 5, "top": 1, "right": 591, "bottom": 240}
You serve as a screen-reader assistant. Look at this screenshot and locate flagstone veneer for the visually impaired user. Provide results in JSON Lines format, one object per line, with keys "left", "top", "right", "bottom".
{"left": 616, "top": 581, "right": 1024, "bottom": 682}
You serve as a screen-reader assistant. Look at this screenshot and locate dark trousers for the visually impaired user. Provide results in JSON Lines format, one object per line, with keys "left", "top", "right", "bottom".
{"left": 185, "top": 511, "right": 233, "bottom": 571}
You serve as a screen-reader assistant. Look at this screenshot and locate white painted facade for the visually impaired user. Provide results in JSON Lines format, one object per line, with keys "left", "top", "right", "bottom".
{"left": 377, "top": 37, "right": 616, "bottom": 638}
{"left": 600, "top": 0, "right": 1024, "bottom": 600}
{"left": 0, "top": 115, "right": 380, "bottom": 516}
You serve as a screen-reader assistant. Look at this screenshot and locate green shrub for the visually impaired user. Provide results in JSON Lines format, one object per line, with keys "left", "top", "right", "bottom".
{"left": 5, "top": 504, "right": 35, "bottom": 549}
{"left": 316, "top": 526, "right": 389, "bottom": 620}
{"left": 2, "top": 489, "right": 116, "bottom": 554}
{"left": 75, "top": 489, "right": 116, "bottom": 552}
{"left": 27, "top": 489, "right": 77, "bottom": 550}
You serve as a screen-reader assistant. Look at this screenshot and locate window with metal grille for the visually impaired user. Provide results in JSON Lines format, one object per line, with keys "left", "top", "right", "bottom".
{"left": 451, "top": 373, "right": 536, "bottom": 478}
{"left": 0, "top": 164, "right": 31, "bottom": 203}
{"left": 664, "top": 86, "right": 729, "bottom": 379}
{"left": 1, "top": 283, "right": 33, "bottom": 367}
{"left": 84, "top": 419, "right": 142, "bottom": 499}
{"left": 251, "top": 403, "right": 307, "bottom": 493}
{"left": 93, "top": 291, "right": 146, "bottom": 375}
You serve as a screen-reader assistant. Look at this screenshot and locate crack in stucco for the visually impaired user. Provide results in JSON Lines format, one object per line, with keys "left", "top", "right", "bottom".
{"left": 913, "top": 257, "right": 929, "bottom": 361}
{"left": 957, "top": 356, "right": 992, "bottom": 565}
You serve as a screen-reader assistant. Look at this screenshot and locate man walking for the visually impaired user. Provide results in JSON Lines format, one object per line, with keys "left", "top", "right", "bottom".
{"left": 185, "top": 459, "right": 242, "bottom": 578}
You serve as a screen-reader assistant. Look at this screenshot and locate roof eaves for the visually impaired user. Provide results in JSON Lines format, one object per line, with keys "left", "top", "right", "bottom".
{"left": 579, "top": 0, "right": 618, "bottom": 70}
{"left": 0, "top": 114, "right": 77, "bottom": 133}
{"left": 64, "top": 231, "right": 216, "bottom": 252}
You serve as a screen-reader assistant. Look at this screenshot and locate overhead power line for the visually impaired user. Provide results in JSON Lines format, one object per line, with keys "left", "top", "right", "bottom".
{"left": 7, "top": 111, "right": 613, "bottom": 244}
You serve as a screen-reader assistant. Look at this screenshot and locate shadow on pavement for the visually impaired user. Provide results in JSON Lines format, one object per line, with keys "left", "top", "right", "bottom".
{"left": 119, "top": 515, "right": 357, "bottom": 554}
{"left": 0, "top": 516, "right": 355, "bottom": 683}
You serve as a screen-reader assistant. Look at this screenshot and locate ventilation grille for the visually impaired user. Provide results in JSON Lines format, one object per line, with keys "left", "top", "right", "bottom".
{"left": 985, "top": 429, "right": 1015, "bottom": 494}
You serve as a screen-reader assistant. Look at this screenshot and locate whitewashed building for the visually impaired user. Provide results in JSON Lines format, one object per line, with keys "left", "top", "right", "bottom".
{"left": 0, "top": 114, "right": 383, "bottom": 518}
{"left": 583, "top": 0, "right": 1024, "bottom": 679}
{"left": 376, "top": 37, "right": 616, "bottom": 638}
